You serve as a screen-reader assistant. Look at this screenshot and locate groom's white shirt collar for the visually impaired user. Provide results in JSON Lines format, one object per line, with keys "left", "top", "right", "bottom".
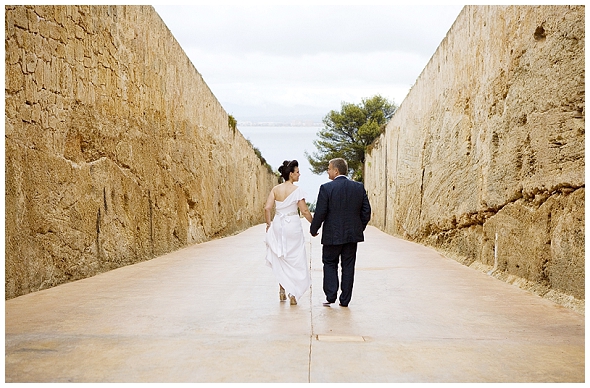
{"left": 334, "top": 175, "right": 347, "bottom": 180}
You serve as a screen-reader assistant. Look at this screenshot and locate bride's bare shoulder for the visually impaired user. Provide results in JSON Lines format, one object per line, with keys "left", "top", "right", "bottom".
{"left": 271, "top": 183, "right": 284, "bottom": 195}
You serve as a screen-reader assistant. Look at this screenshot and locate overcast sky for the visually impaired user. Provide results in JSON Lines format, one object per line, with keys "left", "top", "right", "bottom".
{"left": 153, "top": 4, "right": 464, "bottom": 123}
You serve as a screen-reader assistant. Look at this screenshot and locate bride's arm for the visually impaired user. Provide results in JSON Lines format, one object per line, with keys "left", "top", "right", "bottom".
{"left": 297, "top": 200, "right": 313, "bottom": 223}
{"left": 264, "top": 188, "right": 276, "bottom": 231}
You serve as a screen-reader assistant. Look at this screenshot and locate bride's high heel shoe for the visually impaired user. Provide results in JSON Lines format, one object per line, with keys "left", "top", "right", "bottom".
{"left": 279, "top": 285, "right": 286, "bottom": 302}
{"left": 289, "top": 294, "right": 297, "bottom": 305}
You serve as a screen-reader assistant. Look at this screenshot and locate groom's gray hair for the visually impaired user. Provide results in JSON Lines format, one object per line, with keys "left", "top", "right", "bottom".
{"left": 329, "top": 158, "right": 348, "bottom": 176}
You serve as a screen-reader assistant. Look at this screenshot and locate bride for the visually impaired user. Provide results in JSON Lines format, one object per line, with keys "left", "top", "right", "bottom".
{"left": 264, "top": 160, "right": 313, "bottom": 305}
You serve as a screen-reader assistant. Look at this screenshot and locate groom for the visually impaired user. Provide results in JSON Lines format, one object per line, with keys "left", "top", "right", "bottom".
{"left": 310, "top": 158, "right": 371, "bottom": 307}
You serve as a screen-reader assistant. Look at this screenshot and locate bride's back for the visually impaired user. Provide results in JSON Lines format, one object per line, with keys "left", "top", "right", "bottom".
{"left": 273, "top": 183, "right": 298, "bottom": 202}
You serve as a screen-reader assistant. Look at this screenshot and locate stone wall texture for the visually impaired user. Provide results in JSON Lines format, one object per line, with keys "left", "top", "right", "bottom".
{"left": 5, "top": 5, "right": 278, "bottom": 299}
{"left": 365, "top": 5, "right": 584, "bottom": 313}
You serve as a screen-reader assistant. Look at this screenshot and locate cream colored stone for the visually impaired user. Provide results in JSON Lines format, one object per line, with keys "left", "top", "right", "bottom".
{"left": 5, "top": 63, "right": 24, "bottom": 93}
{"left": 365, "top": 5, "right": 584, "bottom": 310}
{"left": 5, "top": 41, "right": 21, "bottom": 65}
{"left": 11, "top": 6, "right": 28, "bottom": 30}
{"left": 5, "top": 5, "right": 277, "bottom": 299}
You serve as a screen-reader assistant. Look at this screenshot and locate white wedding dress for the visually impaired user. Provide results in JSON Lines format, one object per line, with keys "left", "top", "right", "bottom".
{"left": 265, "top": 186, "right": 311, "bottom": 301}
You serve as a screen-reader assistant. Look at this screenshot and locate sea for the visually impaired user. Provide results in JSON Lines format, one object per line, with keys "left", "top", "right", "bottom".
{"left": 237, "top": 126, "right": 330, "bottom": 204}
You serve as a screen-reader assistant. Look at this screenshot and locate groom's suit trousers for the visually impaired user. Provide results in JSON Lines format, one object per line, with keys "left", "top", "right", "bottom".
{"left": 322, "top": 242, "right": 358, "bottom": 306}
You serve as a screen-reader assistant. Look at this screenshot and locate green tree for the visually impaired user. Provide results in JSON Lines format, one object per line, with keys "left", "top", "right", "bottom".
{"left": 305, "top": 95, "right": 397, "bottom": 181}
{"left": 228, "top": 114, "right": 237, "bottom": 133}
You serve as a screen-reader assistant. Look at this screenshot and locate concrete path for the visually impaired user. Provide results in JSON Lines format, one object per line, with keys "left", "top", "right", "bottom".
{"left": 5, "top": 221, "right": 585, "bottom": 383}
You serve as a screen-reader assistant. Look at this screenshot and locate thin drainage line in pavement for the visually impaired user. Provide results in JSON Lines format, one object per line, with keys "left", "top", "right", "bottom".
{"left": 307, "top": 238, "right": 313, "bottom": 384}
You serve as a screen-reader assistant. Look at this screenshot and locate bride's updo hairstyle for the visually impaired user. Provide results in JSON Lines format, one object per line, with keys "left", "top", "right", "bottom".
{"left": 278, "top": 160, "right": 298, "bottom": 182}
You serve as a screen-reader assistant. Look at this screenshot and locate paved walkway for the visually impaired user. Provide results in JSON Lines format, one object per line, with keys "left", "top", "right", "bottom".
{"left": 5, "top": 221, "right": 585, "bottom": 383}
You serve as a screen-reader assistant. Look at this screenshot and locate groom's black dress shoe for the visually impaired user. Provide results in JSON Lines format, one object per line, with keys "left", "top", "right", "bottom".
{"left": 322, "top": 300, "right": 333, "bottom": 306}
{"left": 339, "top": 303, "right": 348, "bottom": 307}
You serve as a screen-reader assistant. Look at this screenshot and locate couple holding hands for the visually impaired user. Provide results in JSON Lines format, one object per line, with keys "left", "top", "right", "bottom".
{"left": 264, "top": 158, "right": 371, "bottom": 307}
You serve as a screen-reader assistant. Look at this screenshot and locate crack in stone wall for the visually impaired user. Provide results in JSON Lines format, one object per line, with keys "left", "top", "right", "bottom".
{"left": 365, "top": 5, "right": 584, "bottom": 313}
{"left": 5, "top": 5, "right": 278, "bottom": 299}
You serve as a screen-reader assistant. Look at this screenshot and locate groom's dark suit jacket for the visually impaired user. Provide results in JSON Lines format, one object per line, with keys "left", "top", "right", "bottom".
{"left": 310, "top": 175, "right": 371, "bottom": 245}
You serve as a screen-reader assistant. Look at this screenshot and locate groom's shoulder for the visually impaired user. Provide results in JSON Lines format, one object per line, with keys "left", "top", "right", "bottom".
{"left": 339, "top": 177, "right": 362, "bottom": 187}
{"left": 320, "top": 180, "right": 334, "bottom": 190}
{"left": 320, "top": 179, "right": 339, "bottom": 193}
{"left": 346, "top": 179, "right": 366, "bottom": 193}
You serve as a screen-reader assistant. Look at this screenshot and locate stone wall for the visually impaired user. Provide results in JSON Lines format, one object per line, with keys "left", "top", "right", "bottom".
{"left": 365, "top": 5, "right": 584, "bottom": 313}
{"left": 5, "top": 5, "right": 278, "bottom": 299}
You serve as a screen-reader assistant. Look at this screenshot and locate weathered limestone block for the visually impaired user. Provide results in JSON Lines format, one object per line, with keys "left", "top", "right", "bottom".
{"left": 546, "top": 188, "right": 584, "bottom": 299}
{"left": 5, "top": 5, "right": 277, "bottom": 299}
{"left": 6, "top": 141, "right": 101, "bottom": 296}
{"left": 365, "top": 5, "right": 584, "bottom": 313}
